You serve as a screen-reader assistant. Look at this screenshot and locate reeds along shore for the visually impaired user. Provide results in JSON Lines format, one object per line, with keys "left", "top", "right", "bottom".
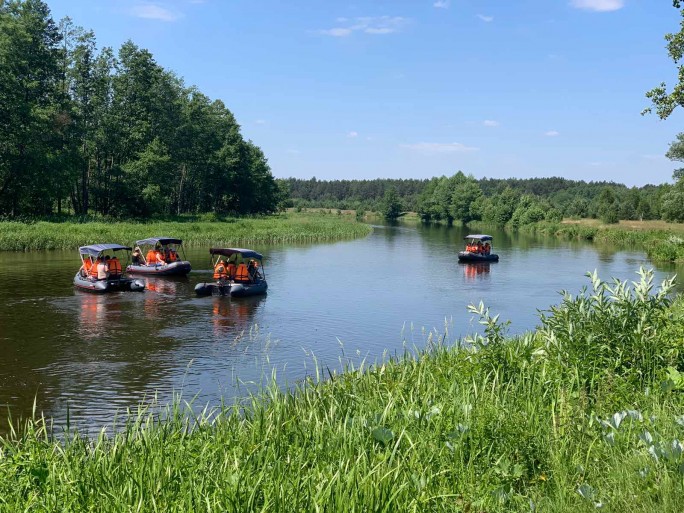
{"left": 1, "top": 269, "right": 683, "bottom": 512}
{"left": 0, "top": 212, "right": 372, "bottom": 252}
{"left": 517, "top": 220, "right": 684, "bottom": 263}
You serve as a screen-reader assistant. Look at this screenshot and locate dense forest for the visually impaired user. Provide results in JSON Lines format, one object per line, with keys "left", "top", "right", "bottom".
{"left": 0, "top": 0, "right": 282, "bottom": 218}
{"left": 282, "top": 174, "right": 671, "bottom": 225}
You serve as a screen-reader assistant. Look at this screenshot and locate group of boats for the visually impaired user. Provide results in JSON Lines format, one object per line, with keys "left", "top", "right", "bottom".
{"left": 73, "top": 233, "right": 497, "bottom": 296}
{"left": 73, "top": 237, "right": 268, "bottom": 298}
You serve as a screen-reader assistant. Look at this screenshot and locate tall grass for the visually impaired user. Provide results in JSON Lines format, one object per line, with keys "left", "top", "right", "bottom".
{"left": 0, "top": 212, "right": 372, "bottom": 251}
{"left": 1, "top": 269, "right": 684, "bottom": 511}
{"left": 518, "top": 220, "right": 684, "bottom": 262}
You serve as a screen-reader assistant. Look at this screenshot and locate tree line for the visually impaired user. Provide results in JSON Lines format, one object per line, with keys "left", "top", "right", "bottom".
{"left": 0, "top": 0, "right": 282, "bottom": 218}
{"left": 283, "top": 174, "right": 674, "bottom": 226}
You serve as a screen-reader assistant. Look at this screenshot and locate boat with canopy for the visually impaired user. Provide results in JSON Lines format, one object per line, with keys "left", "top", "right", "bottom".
{"left": 458, "top": 234, "right": 500, "bottom": 263}
{"left": 74, "top": 244, "right": 145, "bottom": 293}
{"left": 194, "top": 248, "right": 268, "bottom": 298}
{"left": 126, "top": 237, "right": 192, "bottom": 276}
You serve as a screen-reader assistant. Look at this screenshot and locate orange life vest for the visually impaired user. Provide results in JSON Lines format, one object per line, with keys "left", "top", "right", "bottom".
{"left": 213, "top": 261, "right": 227, "bottom": 279}
{"left": 234, "top": 263, "right": 250, "bottom": 283}
{"left": 226, "top": 263, "right": 237, "bottom": 279}
{"left": 109, "top": 257, "right": 122, "bottom": 276}
{"left": 89, "top": 259, "right": 101, "bottom": 278}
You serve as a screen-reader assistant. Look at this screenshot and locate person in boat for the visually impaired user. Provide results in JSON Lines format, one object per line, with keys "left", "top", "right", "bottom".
{"left": 81, "top": 257, "right": 93, "bottom": 277}
{"left": 132, "top": 246, "right": 144, "bottom": 265}
{"left": 146, "top": 244, "right": 166, "bottom": 266}
{"left": 247, "top": 259, "right": 261, "bottom": 282}
{"left": 109, "top": 255, "right": 122, "bottom": 276}
{"left": 476, "top": 241, "right": 483, "bottom": 254}
{"left": 213, "top": 259, "right": 228, "bottom": 282}
{"left": 483, "top": 242, "right": 491, "bottom": 256}
{"left": 165, "top": 246, "right": 178, "bottom": 263}
{"left": 96, "top": 257, "right": 109, "bottom": 281}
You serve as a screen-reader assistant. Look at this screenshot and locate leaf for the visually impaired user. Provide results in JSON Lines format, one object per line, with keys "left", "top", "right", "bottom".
{"left": 371, "top": 426, "right": 394, "bottom": 445}
{"left": 640, "top": 430, "right": 654, "bottom": 446}
{"left": 611, "top": 411, "right": 626, "bottom": 430}
{"left": 577, "top": 484, "right": 596, "bottom": 501}
{"left": 603, "top": 431, "right": 615, "bottom": 446}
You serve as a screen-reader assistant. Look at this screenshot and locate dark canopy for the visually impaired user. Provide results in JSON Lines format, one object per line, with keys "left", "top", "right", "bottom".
{"left": 210, "top": 248, "right": 263, "bottom": 260}
{"left": 464, "top": 234, "right": 493, "bottom": 241}
{"left": 79, "top": 244, "right": 131, "bottom": 257}
{"left": 135, "top": 237, "right": 183, "bottom": 246}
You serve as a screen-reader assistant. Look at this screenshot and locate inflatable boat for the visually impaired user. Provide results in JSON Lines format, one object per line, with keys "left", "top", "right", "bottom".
{"left": 126, "top": 237, "right": 192, "bottom": 276}
{"left": 458, "top": 234, "right": 500, "bottom": 263}
{"left": 74, "top": 244, "right": 145, "bottom": 293}
{"left": 195, "top": 248, "right": 268, "bottom": 298}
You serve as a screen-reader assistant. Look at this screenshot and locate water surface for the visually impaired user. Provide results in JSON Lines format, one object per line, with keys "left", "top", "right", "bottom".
{"left": 0, "top": 223, "right": 678, "bottom": 432}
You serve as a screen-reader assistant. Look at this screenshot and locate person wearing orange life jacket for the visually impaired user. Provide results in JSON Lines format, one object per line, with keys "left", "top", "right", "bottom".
{"left": 166, "top": 247, "right": 178, "bottom": 262}
{"left": 109, "top": 256, "right": 122, "bottom": 276}
{"left": 89, "top": 257, "right": 102, "bottom": 279}
{"left": 145, "top": 249, "right": 157, "bottom": 265}
{"left": 81, "top": 257, "right": 93, "bottom": 277}
{"left": 213, "top": 259, "right": 228, "bottom": 281}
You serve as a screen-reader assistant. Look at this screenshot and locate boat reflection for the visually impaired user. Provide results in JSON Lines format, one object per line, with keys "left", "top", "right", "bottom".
{"left": 77, "top": 293, "right": 122, "bottom": 338}
{"left": 143, "top": 276, "right": 188, "bottom": 318}
{"left": 211, "top": 295, "right": 265, "bottom": 337}
{"left": 462, "top": 262, "right": 491, "bottom": 281}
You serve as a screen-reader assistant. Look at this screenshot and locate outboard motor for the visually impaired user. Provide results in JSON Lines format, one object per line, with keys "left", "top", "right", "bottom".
{"left": 129, "top": 279, "right": 145, "bottom": 292}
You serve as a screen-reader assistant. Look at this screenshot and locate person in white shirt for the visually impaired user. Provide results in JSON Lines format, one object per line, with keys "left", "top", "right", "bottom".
{"left": 97, "top": 258, "right": 109, "bottom": 280}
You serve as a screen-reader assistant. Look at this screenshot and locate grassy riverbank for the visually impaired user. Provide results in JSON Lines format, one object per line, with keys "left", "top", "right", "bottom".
{"left": 0, "top": 212, "right": 372, "bottom": 251}
{"left": 514, "top": 219, "right": 684, "bottom": 263}
{"left": 1, "top": 269, "right": 683, "bottom": 512}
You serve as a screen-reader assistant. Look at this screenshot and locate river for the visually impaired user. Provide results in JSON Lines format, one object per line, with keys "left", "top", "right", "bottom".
{"left": 0, "top": 222, "right": 678, "bottom": 433}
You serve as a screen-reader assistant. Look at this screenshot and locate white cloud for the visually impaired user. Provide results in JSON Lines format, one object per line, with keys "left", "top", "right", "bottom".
{"left": 318, "top": 16, "right": 409, "bottom": 37}
{"left": 286, "top": 149, "right": 301, "bottom": 155}
{"left": 130, "top": 3, "right": 181, "bottom": 22}
{"left": 545, "top": 130, "right": 560, "bottom": 137}
{"left": 401, "top": 142, "right": 478, "bottom": 153}
{"left": 347, "top": 131, "right": 358, "bottom": 138}
{"left": 477, "top": 14, "right": 494, "bottom": 22}
{"left": 254, "top": 119, "right": 268, "bottom": 125}
{"left": 569, "top": 0, "right": 624, "bottom": 12}
{"left": 483, "top": 120, "right": 499, "bottom": 127}
{"left": 319, "top": 27, "right": 353, "bottom": 37}
{"left": 434, "top": 1, "right": 450, "bottom": 9}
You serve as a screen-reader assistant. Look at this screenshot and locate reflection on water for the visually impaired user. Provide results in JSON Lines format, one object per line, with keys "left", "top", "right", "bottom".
{"left": 462, "top": 262, "right": 492, "bottom": 281}
{"left": 0, "top": 223, "right": 679, "bottom": 433}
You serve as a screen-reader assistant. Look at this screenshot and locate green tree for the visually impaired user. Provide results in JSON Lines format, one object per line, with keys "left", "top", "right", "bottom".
{"left": 644, "top": 1, "right": 684, "bottom": 118}
{"left": 381, "top": 186, "right": 402, "bottom": 221}
{"left": 596, "top": 187, "right": 619, "bottom": 224}
{"left": 449, "top": 173, "right": 483, "bottom": 225}
{"left": 0, "top": 0, "right": 64, "bottom": 215}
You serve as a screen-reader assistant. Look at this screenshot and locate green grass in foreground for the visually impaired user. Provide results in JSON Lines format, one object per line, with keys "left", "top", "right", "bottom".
{"left": 0, "top": 212, "right": 372, "bottom": 251}
{"left": 1, "top": 269, "right": 684, "bottom": 512}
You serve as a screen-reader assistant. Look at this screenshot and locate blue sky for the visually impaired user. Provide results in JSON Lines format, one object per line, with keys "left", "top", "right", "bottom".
{"left": 47, "top": 0, "right": 684, "bottom": 186}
